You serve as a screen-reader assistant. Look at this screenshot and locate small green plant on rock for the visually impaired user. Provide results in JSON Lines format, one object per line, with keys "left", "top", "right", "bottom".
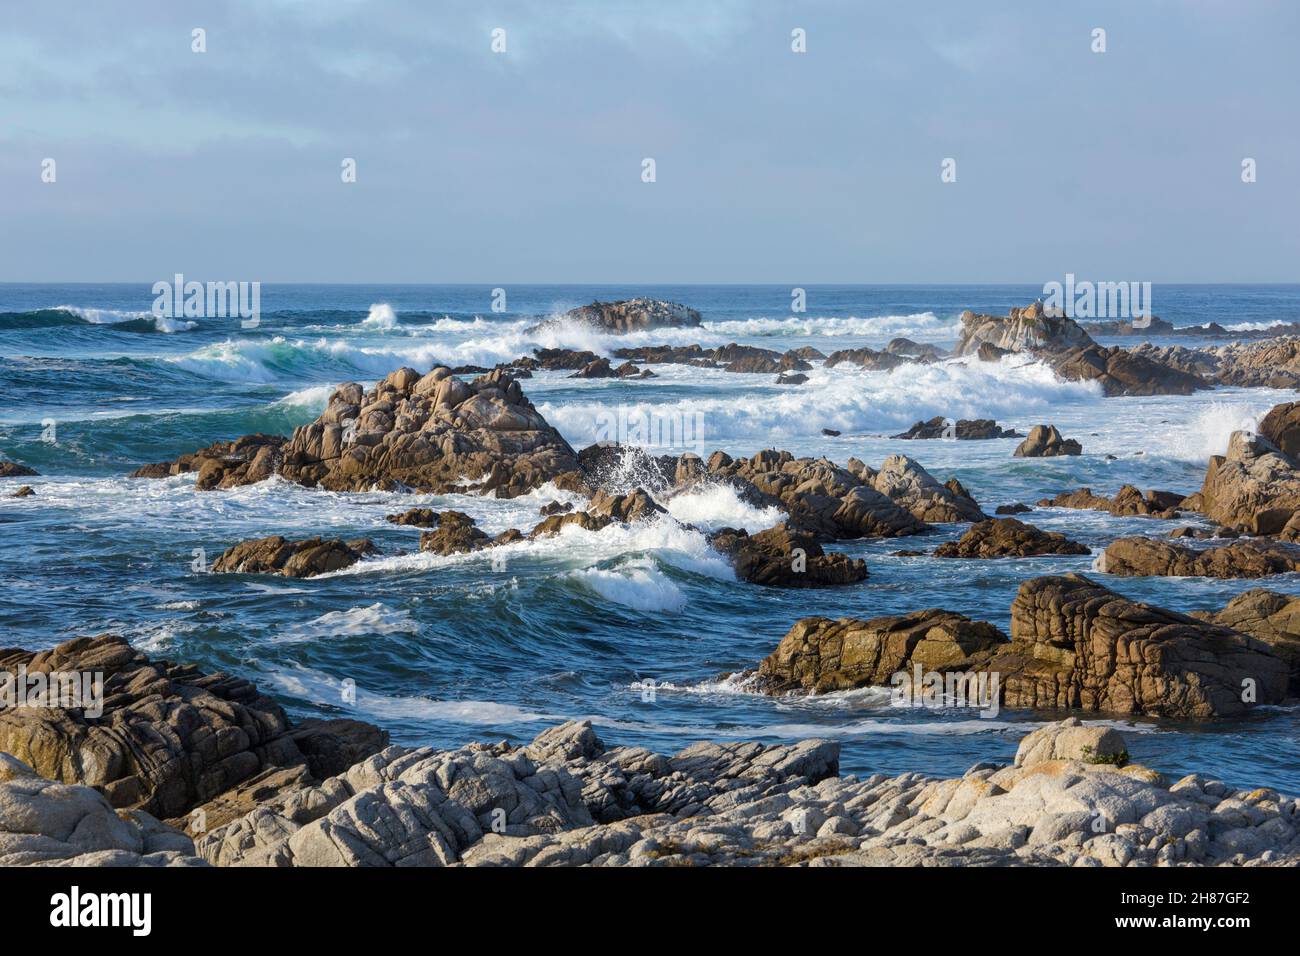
{"left": 1080, "top": 745, "right": 1130, "bottom": 767}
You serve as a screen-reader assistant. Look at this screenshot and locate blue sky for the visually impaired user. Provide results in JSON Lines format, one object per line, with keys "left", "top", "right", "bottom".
{"left": 1, "top": 0, "right": 1297, "bottom": 282}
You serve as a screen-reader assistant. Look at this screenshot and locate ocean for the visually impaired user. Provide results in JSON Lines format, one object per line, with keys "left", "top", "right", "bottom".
{"left": 2, "top": 283, "right": 1299, "bottom": 793}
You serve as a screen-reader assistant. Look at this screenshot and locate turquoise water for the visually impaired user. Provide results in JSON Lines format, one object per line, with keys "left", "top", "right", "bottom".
{"left": 2, "top": 283, "right": 1298, "bottom": 792}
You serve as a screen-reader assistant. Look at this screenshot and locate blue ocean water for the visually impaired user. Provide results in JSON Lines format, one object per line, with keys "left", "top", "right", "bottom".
{"left": 2, "top": 283, "right": 1298, "bottom": 792}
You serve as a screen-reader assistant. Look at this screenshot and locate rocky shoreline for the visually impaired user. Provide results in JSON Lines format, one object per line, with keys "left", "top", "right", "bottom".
{"left": 6, "top": 297, "right": 1300, "bottom": 867}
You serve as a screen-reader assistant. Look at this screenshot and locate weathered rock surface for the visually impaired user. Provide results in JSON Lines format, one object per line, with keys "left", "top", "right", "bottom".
{"left": 1049, "top": 345, "right": 1208, "bottom": 397}
{"left": 10, "top": 485, "right": 34, "bottom": 498}
{"left": 870, "top": 454, "right": 987, "bottom": 522}
{"left": 753, "top": 611, "right": 1008, "bottom": 694}
{"left": 1096, "top": 536, "right": 1300, "bottom": 578}
{"left": 131, "top": 433, "right": 287, "bottom": 489}
{"left": 0, "top": 635, "right": 387, "bottom": 824}
{"left": 1135, "top": 339, "right": 1300, "bottom": 390}
{"left": 1038, "top": 485, "right": 1186, "bottom": 518}
{"left": 0, "top": 461, "right": 38, "bottom": 478}
{"left": 709, "top": 525, "right": 868, "bottom": 588}
{"left": 1192, "top": 590, "right": 1300, "bottom": 694}
{"left": 954, "top": 301, "right": 1094, "bottom": 356}
{"left": 1197, "top": 430, "right": 1300, "bottom": 534}
{"left": 892, "top": 417, "right": 1020, "bottom": 440}
{"left": 1014, "top": 425, "right": 1082, "bottom": 458}
{"left": 211, "top": 535, "right": 375, "bottom": 577}
{"left": 933, "top": 518, "right": 1090, "bottom": 559}
{"left": 0, "top": 754, "right": 204, "bottom": 866}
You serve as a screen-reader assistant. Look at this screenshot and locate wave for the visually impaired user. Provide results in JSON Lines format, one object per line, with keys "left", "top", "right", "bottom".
{"left": 360, "top": 302, "right": 398, "bottom": 330}
{"left": 700, "top": 311, "right": 954, "bottom": 340}
{"left": 664, "top": 482, "right": 784, "bottom": 533}
{"left": 1152, "top": 400, "right": 1271, "bottom": 463}
{"left": 569, "top": 558, "right": 687, "bottom": 613}
{"left": 0, "top": 306, "right": 196, "bottom": 333}
{"left": 272, "top": 603, "right": 418, "bottom": 643}
{"left": 540, "top": 356, "right": 1101, "bottom": 447}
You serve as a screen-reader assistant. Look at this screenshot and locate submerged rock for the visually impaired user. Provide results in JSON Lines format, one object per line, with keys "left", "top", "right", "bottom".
{"left": 1096, "top": 536, "right": 1300, "bottom": 578}
{"left": 0, "top": 461, "right": 38, "bottom": 478}
{"left": 892, "top": 417, "right": 1020, "bottom": 440}
{"left": 1037, "top": 485, "right": 1185, "bottom": 518}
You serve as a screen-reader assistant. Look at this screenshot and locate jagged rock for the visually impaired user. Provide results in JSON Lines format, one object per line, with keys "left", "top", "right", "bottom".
{"left": 0, "top": 635, "right": 387, "bottom": 822}
{"left": 540, "top": 500, "right": 573, "bottom": 516}
{"left": 1197, "top": 430, "right": 1300, "bottom": 534}
{"left": 870, "top": 454, "right": 986, "bottom": 522}
{"left": 1014, "top": 425, "right": 1082, "bottom": 458}
{"left": 996, "top": 574, "right": 1288, "bottom": 717}
{"left": 754, "top": 610, "right": 1008, "bottom": 694}
{"left": 709, "top": 525, "right": 868, "bottom": 588}
{"left": 0, "top": 462, "right": 38, "bottom": 478}
{"left": 1049, "top": 345, "right": 1208, "bottom": 396}
{"left": 0, "top": 754, "right": 204, "bottom": 866}
{"left": 537, "top": 298, "right": 703, "bottom": 334}
{"left": 1135, "top": 339, "right": 1300, "bottom": 389}
{"left": 954, "top": 301, "right": 1094, "bottom": 356}
{"left": 10, "top": 485, "right": 33, "bottom": 498}
{"left": 823, "top": 347, "right": 911, "bottom": 371}
{"left": 976, "top": 342, "right": 1011, "bottom": 362}
{"left": 886, "top": 338, "right": 945, "bottom": 362}
{"left": 532, "top": 348, "right": 599, "bottom": 371}
{"left": 1259, "top": 401, "right": 1300, "bottom": 459}
{"left": 211, "top": 535, "right": 375, "bottom": 577}
{"left": 892, "top": 417, "right": 1019, "bottom": 440}
{"left": 1096, "top": 536, "right": 1300, "bottom": 578}
{"left": 588, "top": 488, "right": 665, "bottom": 523}
{"left": 131, "top": 433, "right": 287, "bottom": 489}
{"left": 934, "top": 518, "right": 1090, "bottom": 558}
{"left": 570, "top": 357, "right": 618, "bottom": 378}
{"left": 1192, "top": 590, "right": 1300, "bottom": 694}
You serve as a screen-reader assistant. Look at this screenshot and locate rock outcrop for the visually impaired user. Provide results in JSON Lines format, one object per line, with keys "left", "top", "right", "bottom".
{"left": 1014, "top": 425, "right": 1082, "bottom": 458}
{"left": 1049, "top": 345, "right": 1208, "bottom": 397}
{"left": 954, "top": 302, "right": 1094, "bottom": 356}
{"left": 131, "top": 433, "right": 287, "bottom": 489}
{"left": 211, "top": 535, "right": 375, "bottom": 577}
{"left": 1096, "top": 537, "right": 1300, "bottom": 578}
{"left": 1197, "top": 430, "right": 1300, "bottom": 534}
{"left": 0, "top": 635, "right": 387, "bottom": 825}
{"left": 0, "top": 461, "right": 38, "bottom": 478}
{"left": 1192, "top": 590, "right": 1300, "bottom": 694}
{"left": 933, "top": 518, "right": 1090, "bottom": 559}
{"left": 539, "top": 298, "right": 703, "bottom": 334}
{"left": 708, "top": 525, "right": 868, "bottom": 588}
{"left": 1037, "top": 485, "right": 1186, "bottom": 518}
{"left": 892, "top": 417, "right": 1020, "bottom": 440}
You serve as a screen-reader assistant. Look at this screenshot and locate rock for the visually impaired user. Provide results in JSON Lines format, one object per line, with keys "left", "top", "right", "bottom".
{"left": 569, "top": 357, "right": 618, "bottom": 379}
{"left": 0, "top": 635, "right": 387, "bottom": 822}
{"left": 886, "top": 338, "right": 945, "bottom": 362}
{"left": 211, "top": 535, "right": 375, "bottom": 577}
{"left": 754, "top": 610, "right": 1008, "bottom": 694}
{"left": 777, "top": 372, "right": 809, "bottom": 385}
{"left": 385, "top": 507, "right": 441, "bottom": 527}
{"left": 823, "top": 347, "right": 912, "bottom": 371}
{"left": 892, "top": 417, "right": 1020, "bottom": 440}
{"left": 10, "top": 485, "right": 34, "bottom": 498}
{"left": 1259, "top": 401, "right": 1300, "bottom": 458}
{"left": 976, "top": 342, "right": 1011, "bottom": 362}
{"left": 131, "top": 433, "right": 287, "bottom": 489}
{"left": 1192, "top": 590, "right": 1300, "bottom": 693}
{"left": 537, "top": 299, "right": 703, "bottom": 334}
{"left": 0, "top": 755, "right": 204, "bottom": 866}
{"left": 1136, "top": 339, "right": 1300, "bottom": 389}
{"left": 1049, "top": 345, "right": 1209, "bottom": 397}
{"left": 994, "top": 574, "right": 1288, "bottom": 717}
{"left": 418, "top": 511, "right": 493, "bottom": 555}
{"left": 870, "top": 455, "right": 987, "bottom": 522}
{"left": 140, "top": 369, "right": 585, "bottom": 500}
{"left": 1037, "top": 485, "right": 1184, "bottom": 518}
{"left": 1014, "top": 718, "right": 1129, "bottom": 768}
{"left": 1014, "top": 425, "right": 1082, "bottom": 457}
{"left": 588, "top": 488, "right": 666, "bottom": 523}
{"left": 709, "top": 525, "right": 869, "bottom": 588}
{"left": 821, "top": 428, "right": 841, "bottom": 437}
{"left": 1196, "top": 430, "right": 1300, "bottom": 534}
{"left": 954, "top": 302, "right": 1095, "bottom": 356}
{"left": 995, "top": 503, "right": 1032, "bottom": 515}
{"left": 933, "top": 518, "right": 1090, "bottom": 558}
{"left": 0, "top": 462, "right": 38, "bottom": 478}
{"left": 539, "top": 500, "right": 573, "bottom": 516}
{"left": 1096, "top": 536, "right": 1300, "bottom": 578}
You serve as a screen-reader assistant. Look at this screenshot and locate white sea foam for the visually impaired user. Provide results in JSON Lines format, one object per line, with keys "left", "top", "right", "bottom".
{"left": 664, "top": 483, "right": 784, "bottom": 533}
{"left": 701, "top": 311, "right": 954, "bottom": 340}
{"left": 55, "top": 304, "right": 197, "bottom": 333}
{"left": 1153, "top": 400, "right": 1270, "bottom": 463}
{"left": 570, "top": 558, "right": 687, "bottom": 613}
{"left": 361, "top": 302, "right": 398, "bottom": 330}
{"left": 272, "top": 603, "right": 419, "bottom": 643}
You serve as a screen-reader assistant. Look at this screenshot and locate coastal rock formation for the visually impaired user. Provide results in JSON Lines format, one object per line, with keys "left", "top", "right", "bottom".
{"left": 131, "top": 433, "right": 287, "bottom": 489}
{"left": 709, "top": 525, "right": 869, "bottom": 588}
{"left": 1258, "top": 401, "right": 1300, "bottom": 459}
{"left": 995, "top": 503, "right": 1032, "bottom": 515}
{"left": 1037, "top": 485, "right": 1185, "bottom": 518}
{"left": 1197, "top": 430, "right": 1300, "bottom": 534}
{"left": 954, "top": 301, "right": 1094, "bottom": 356}
{"left": 1014, "top": 425, "right": 1082, "bottom": 458}
{"left": 886, "top": 338, "right": 945, "bottom": 362}
{"left": 1049, "top": 345, "right": 1208, "bottom": 397}
{"left": 823, "top": 347, "right": 912, "bottom": 371}
{"left": 892, "top": 417, "right": 1020, "bottom": 440}
{"left": 754, "top": 611, "right": 1008, "bottom": 694}
{"left": 135, "top": 368, "right": 585, "bottom": 499}
{"left": 1096, "top": 536, "right": 1300, "bottom": 578}
{"left": 998, "top": 574, "right": 1288, "bottom": 717}
{"left": 385, "top": 507, "right": 441, "bottom": 527}
{"left": 211, "top": 535, "right": 375, "bottom": 577}
{"left": 0, "top": 754, "right": 203, "bottom": 866}
{"left": 870, "top": 454, "right": 987, "bottom": 522}
{"left": 0, "top": 635, "right": 387, "bottom": 824}
{"left": 933, "top": 518, "right": 1090, "bottom": 559}
{"left": 10, "top": 485, "right": 34, "bottom": 498}
{"left": 1192, "top": 590, "right": 1300, "bottom": 693}
{"left": 0, "top": 461, "right": 38, "bottom": 478}
{"left": 418, "top": 511, "right": 494, "bottom": 555}
{"left": 1135, "top": 339, "right": 1300, "bottom": 390}
{"left": 539, "top": 298, "right": 703, "bottom": 334}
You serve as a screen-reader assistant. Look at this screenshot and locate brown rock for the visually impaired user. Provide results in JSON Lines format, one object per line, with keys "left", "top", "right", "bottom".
{"left": 709, "top": 525, "right": 868, "bottom": 589}
{"left": 211, "top": 535, "right": 375, "bottom": 577}
{"left": 1014, "top": 425, "right": 1082, "bottom": 457}
{"left": 0, "top": 462, "right": 38, "bottom": 478}
{"left": 1193, "top": 590, "right": 1300, "bottom": 694}
{"left": 418, "top": 511, "right": 491, "bottom": 555}
{"left": 934, "top": 518, "right": 1090, "bottom": 558}
{"left": 1095, "top": 536, "right": 1300, "bottom": 578}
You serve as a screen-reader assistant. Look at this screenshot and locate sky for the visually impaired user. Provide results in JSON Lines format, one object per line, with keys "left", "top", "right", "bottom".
{"left": 1, "top": 0, "right": 1297, "bottom": 283}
